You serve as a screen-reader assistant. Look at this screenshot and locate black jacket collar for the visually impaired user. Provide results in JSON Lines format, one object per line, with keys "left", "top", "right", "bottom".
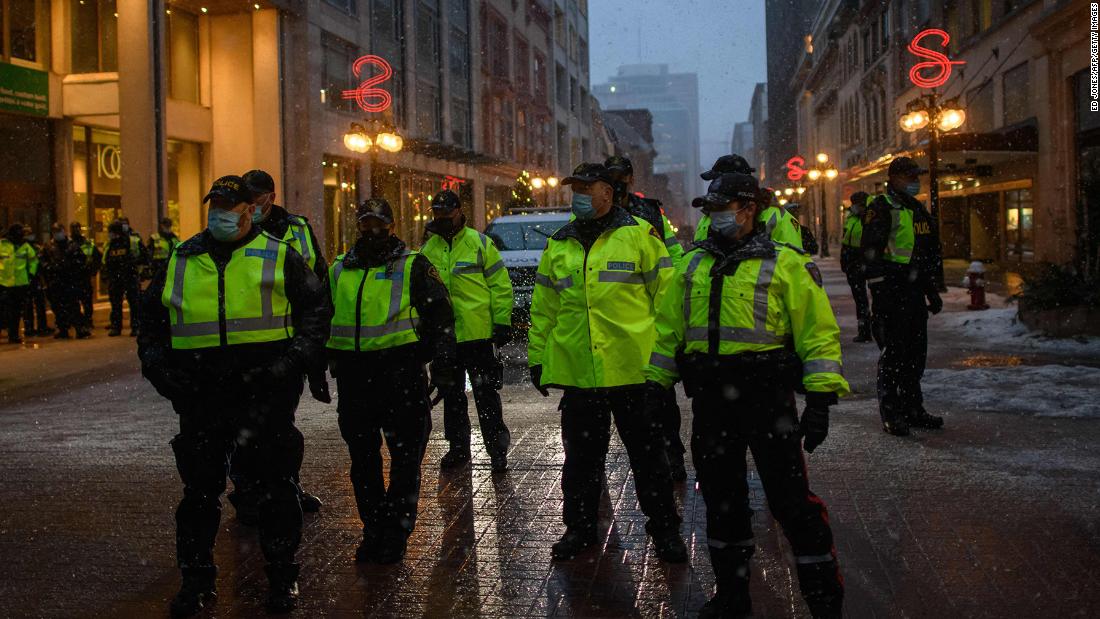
{"left": 175, "top": 227, "right": 263, "bottom": 258}
{"left": 693, "top": 228, "right": 776, "bottom": 268}
{"left": 342, "top": 235, "right": 407, "bottom": 269}
{"left": 552, "top": 206, "right": 636, "bottom": 241}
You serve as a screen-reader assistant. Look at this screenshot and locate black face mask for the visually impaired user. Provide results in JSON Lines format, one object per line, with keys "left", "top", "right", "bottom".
{"left": 359, "top": 227, "right": 391, "bottom": 243}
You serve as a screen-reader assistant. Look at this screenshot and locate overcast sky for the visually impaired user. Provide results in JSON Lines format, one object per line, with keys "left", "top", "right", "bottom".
{"left": 587, "top": 0, "right": 767, "bottom": 170}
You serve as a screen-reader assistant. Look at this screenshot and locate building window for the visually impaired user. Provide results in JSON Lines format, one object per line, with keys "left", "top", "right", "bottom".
{"left": 484, "top": 12, "right": 509, "bottom": 80}
{"left": 966, "top": 79, "right": 994, "bottom": 132}
{"left": 1002, "top": 62, "right": 1030, "bottom": 126}
{"left": 323, "top": 0, "right": 356, "bottom": 14}
{"left": 514, "top": 36, "right": 529, "bottom": 95}
{"left": 4, "top": 0, "right": 45, "bottom": 64}
{"left": 556, "top": 122, "right": 568, "bottom": 171}
{"left": 71, "top": 0, "right": 117, "bottom": 73}
{"left": 322, "top": 34, "right": 358, "bottom": 113}
{"left": 417, "top": 81, "right": 441, "bottom": 139}
{"left": 167, "top": 8, "right": 199, "bottom": 103}
{"left": 1004, "top": 188, "right": 1033, "bottom": 260}
{"left": 555, "top": 63, "right": 567, "bottom": 107}
{"left": 451, "top": 98, "right": 470, "bottom": 147}
{"left": 533, "top": 52, "right": 548, "bottom": 104}
{"left": 416, "top": 0, "right": 442, "bottom": 140}
{"left": 448, "top": 0, "right": 471, "bottom": 147}
{"left": 516, "top": 108, "right": 527, "bottom": 162}
{"left": 569, "top": 76, "right": 577, "bottom": 113}
{"left": 371, "top": 0, "right": 405, "bottom": 126}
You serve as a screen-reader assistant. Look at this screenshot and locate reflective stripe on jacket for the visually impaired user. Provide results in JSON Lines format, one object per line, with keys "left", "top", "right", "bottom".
{"left": 326, "top": 252, "right": 420, "bottom": 352}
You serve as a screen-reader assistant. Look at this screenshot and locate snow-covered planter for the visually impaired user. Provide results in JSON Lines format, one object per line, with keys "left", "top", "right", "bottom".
{"left": 1012, "top": 264, "right": 1100, "bottom": 337}
{"left": 1018, "top": 304, "right": 1100, "bottom": 337}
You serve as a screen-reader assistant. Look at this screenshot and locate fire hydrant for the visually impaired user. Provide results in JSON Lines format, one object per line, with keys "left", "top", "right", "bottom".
{"left": 961, "top": 261, "right": 989, "bottom": 310}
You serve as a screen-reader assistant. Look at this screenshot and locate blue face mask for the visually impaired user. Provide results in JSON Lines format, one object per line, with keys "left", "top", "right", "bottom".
{"left": 208, "top": 208, "right": 243, "bottom": 242}
{"left": 571, "top": 193, "right": 597, "bottom": 220}
{"left": 709, "top": 209, "right": 743, "bottom": 239}
{"left": 905, "top": 182, "right": 922, "bottom": 197}
{"left": 251, "top": 206, "right": 268, "bottom": 224}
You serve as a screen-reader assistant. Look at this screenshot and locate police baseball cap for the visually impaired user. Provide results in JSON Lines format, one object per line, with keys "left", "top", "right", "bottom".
{"left": 356, "top": 198, "right": 394, "bottom": 224}
{"left": 604, "top": 155, "right": 634, "bottom": 177}
{"left": 691, "top": 173, "right": 761, "bottom": 209}
{"left": 242, "top": 169, "right": 276, "bottom": 194}
{"left": 888, "top": 156, "right": 927, "bottom": 176}
{"left": 701, "top": 154, "right": 755, "bottom": 180}
{"left": 430, "top": 190, "right": 462, "bottom": 212}
{"left": 561, "top": 162, "right": 617, "bottom": 187}
{"left": 203, "top": 175, "right": 251, "bottom": 205}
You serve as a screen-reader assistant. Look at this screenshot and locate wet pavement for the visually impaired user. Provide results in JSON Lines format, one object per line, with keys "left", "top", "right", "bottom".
{"left": 1, "top": 260, "right": 1099, "bottom": 617}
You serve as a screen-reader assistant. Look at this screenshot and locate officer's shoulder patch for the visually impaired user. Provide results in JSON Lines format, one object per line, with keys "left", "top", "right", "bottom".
{"left": 863, "top": 208, "right": 877, "bottom": 224}
{"left": 647, "top": 225, "right": 661, "bottom": 240}
{"left": 805, "top": 262, "right": 823, "bottom": 288}
{"left": 427, "top": 264, "right": 444, "bottom": 284}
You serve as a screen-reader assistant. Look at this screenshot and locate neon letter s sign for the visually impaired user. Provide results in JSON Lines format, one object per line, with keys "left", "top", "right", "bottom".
{"left": 341, "top": 55, "right": 394, "bottom": 113}
{"left": 907, "top": 29, "right": 965, "bottom": 90}
{"left": 786, "top": 156, "right": 807, "bottom": 182}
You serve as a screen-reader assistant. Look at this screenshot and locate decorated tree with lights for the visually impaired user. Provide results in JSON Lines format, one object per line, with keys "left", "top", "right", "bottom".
{"left": 507, "top": 170, "right": 536, "bottom": 211}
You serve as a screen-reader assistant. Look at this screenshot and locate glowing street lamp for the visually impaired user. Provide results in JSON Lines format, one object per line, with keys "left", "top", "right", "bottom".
{"left": 343, "top": 120, "right": 404, "bottom": 197}
{"left": 803, "top": 152, "right": 839, "bottom": 257}
{"left": 531, "top": 177, "right": 546, "bottom": 189}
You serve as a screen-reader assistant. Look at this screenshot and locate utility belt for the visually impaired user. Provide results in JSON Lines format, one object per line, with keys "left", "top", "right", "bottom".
{"left": 676, "top": 348, "right": 802, "bottom": 398}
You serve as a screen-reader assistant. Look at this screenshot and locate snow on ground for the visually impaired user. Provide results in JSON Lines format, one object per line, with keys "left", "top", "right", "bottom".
{"left": 934, "top": 288, "right": 1100, "bottom": 356}
{"left": 923, "top": 365, "right": 1100, "bottom": 418}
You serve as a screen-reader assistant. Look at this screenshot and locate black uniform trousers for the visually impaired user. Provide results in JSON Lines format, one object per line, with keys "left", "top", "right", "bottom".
{"left": 78, "top": 280, "right": 94, "bottom": 326}
{"left": 442, "top": 340, "right": 509, "bottom": 457}
{"left": 47, "top": 284, "right": 83, "bottom": 332}
{"left": 870, "top": 281, "right": 928, "bottom": 416}
{"left": 108, "top": 276, "right": 140, "bottom": 331}
{"left": 23, "top": 278, "right": 49, "bottom": 332}
{"left": 841, "top": 257, "right": 871, "bottom": 333}
{"left": 691, "top": 380, "right": 842, "bottom": 607}
{"left": 656, "top": 386, "right": 686, "bottom": 462}
{"left": 170, "top": 377, "right": 305, "bottom": 571}
{"left": 336, "top": 357, "right": 432, "bottom": 538}
{"left": 559, "top": 386, "right": 680, "bottom": 536}
{"left": 1, "top": 285, "right": 28, "bottom": 341}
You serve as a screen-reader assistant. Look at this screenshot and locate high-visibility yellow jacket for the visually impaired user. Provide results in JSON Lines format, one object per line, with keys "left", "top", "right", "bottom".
{"left": 646, "top": 234, "right": 849, "bottom": 396}
{"left": 420, "top": 225, "right": 513, "bottom": 342}
{"left": 528, "top": 207, "right": 673, "bottom": 389}
{"left": 0, "top": 240, "right": 35, "bottom": 287}
{"left": 326, "top": 250, "right": 420, "bottom": 352}
{"left": 841, "top": 214, "right": 863, "bottom": 248}
{"left": 161, "top": 231, "right": 294, "bottom": 349}
{"left": 694, "top": 206, "right": 804, "bottom": 249}
{"left": 148, "top": 233, "right": 179, "bottom": 261}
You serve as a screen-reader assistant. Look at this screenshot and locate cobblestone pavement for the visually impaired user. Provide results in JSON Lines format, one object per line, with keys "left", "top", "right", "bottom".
{"left": 1, "top": 260, "right": 1099, "bottom": 618}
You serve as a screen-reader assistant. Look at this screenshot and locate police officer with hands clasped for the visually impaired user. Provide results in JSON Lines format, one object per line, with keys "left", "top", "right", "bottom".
{"left": 861, "top": 156, "right": 945, "bottom": 436}
{"left": 646, "top": 171, "right": 848, "bottom": 618}
{"left": 528, "top": 162, "right": 687, "bottom": 563}
{"left": 138, "top": 175, "right": 330, "bottom": 616}
{"left": 326, "top": 198, "right": 458, "bottom": 564}
{"left": 841, "top": 191, "right": 873, "bottom": 342}
{"left": 421, "top": 189, "right": 514, "bottom": 472}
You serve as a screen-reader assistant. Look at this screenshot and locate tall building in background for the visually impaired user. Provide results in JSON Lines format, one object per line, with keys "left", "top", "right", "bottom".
{"left": 593, "top": 64, "right": 701, "bottom": 226}
{"left": 0, "top": 0, "right": 593, "bottom": 267}
{"left": 730, "top": 122, "right": 754, "bottom": 167}
{"left": 748, "top": 82, "right": 768, "bottom": 180}
{"left": 764, "top": 0, "right": 816, "bottom": 186}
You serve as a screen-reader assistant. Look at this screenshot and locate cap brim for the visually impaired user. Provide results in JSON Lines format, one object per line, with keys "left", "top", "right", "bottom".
{"left": 700, "top": 170, "right": 720, "bottom": 181}
{"left": 561, "top": 175, "right": 598, "bottom": 186}
{"left": 357, "top": 212, "right": 392, "bottom": 223}
{"left": 202, "top": 189, "right": 238, "bottom": 204}
{"left": 692, "top": 193, "right": 733, "bottom": 208}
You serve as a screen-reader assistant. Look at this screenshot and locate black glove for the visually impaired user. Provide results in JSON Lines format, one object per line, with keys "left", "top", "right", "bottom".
{"left": 142, "top": 363, "right": 197, "bottom": 401}
{"left": 926, "top": 290, "right": 943, "bottom": 315}
{"left": 241, "top": 356, "right": 299, "bottom": 388}
{"left": 327, "top": 359, "right": 339, "bottom": 379}
{"left": 800, "top": 392, "right": 836, "bottom": 453}
{"left": 307, "top": 369, "right": 331, "bottom": 404}
{"left": 492, "top": 324, "right": 513, "bottom": 347}
{"left": 430, "top": 362, "right": 460, "bottom": 392}
{"left": 530, "top": 365, "right": 550, "bottom": 397}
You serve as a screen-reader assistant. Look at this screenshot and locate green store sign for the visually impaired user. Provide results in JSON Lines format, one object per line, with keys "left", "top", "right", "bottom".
{"left": 0, "top": 62, "right": 48, "bottom": 117}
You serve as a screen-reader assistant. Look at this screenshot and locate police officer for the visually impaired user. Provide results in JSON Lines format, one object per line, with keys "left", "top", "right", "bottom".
{"left": 21, "top": 225, "right": 53, "bottom": 337}
{"left": 604, "top": 155, "right": 688, "bottom": 480}
{"left": 695, "top": 155, "right": 804, "bottom": 248}
{"left": 148, "top": 217, "right": 180, "bottom": 276}
{"left": 137, "top": 176, "right": 329, "bottom": 615}
{"left": 840, "top": 191, "right": 872, "bottom": 342}
{"left": 646, "top": 172, "right": 847, "bottom": 618}
{"left": 421, "top": 190, "right": 513, "bottom": 472}
{"left": 228, "top": 169, "right": 328, "bottom": 517}
{"left": 528, "top": 162, "right": 687, "bottom": 563}
{"left": 861, "top": 157, "right": 944, "bottom": 435}
{"left": 103, "top": 220, "right": 142, "bottom": 336}
{"left": 327, "top": 198, "right": 458, "bottom": 564}
{"left": 40, "top": 223, "right": 91, "bottom": 339}
{"left": 785, "top": 202, "right": 820, "bottom": 255}
{"left": 0, "top": 224, "right": 35, "bottom": 343}
{"left": 70, "top": 222, "right": 101, "bottom": 328}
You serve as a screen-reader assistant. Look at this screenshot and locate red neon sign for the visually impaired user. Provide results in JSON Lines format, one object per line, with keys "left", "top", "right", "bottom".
{"left": 907, "top": 29, "right": 965, "bottom": 89}
{"left": 442, "top": 175, "right": 467, "bottom": 192}
{"left": 341, "top": 55, "right": 394, "bottom": 113}
{"left": 785, "top": 156, "right": 807, "bottom": 182}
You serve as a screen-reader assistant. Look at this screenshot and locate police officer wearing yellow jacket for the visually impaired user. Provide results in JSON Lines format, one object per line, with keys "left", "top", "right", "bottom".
{"left": 861, "top": 157, "right": 944, "bottom": 435}
{"left": 103, "top": 219, "right": 143, "bottom": 336}
{"left": 695, "top": 155, "right": 804, "bottom": 248}
{"left": 0, "top": 223, "right": 35, "bottom": 343}
{"left": 840, "top": 191, "right": 872, "bottom": 342}
{"left": 528, "top": 162, "right": 687, "bottom": 563}
{"left": 646, "top": 172, "right": 848, "bottom": 618}
{"left": 148, "top": 217, "right": 180, "bottom": 276}
{"left": 327, "top": 198, "right": 458, "bottom": 564}
{"left": 422, "top": 190, "right": 513, "bottom": 472}
{"left": 137, "top": 176, "right": 330, "bottom": 616}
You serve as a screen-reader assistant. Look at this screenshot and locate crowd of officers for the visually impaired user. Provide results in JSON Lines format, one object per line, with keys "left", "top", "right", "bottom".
{"left": 123, "top": 149, "right": 942, "bottom": 618}
{"left": 0, "top": 215, "right": 180, "bottom": 343}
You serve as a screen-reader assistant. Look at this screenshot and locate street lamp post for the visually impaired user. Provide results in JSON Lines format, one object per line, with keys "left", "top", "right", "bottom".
{"left": 343, "top": 120, "right": 405, "bottom": 197}
{"left": 805, "top": 153, "right": 838, "bottom": 258}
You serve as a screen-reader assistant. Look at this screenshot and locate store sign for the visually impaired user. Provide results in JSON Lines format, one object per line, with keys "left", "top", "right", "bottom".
{"left": 785, "top": 156, "right": 807, "bottom": 182}
{"left": 442, "top": 175, "right": 467, "bottom": 192}
{"left": 0, "top": 62, "right": 48, "bottom": 117}
{"left": 97, "top": 144, "right": 122, "bottom": 180}
{"left": 341, "top": 55, "right": 394, "bottom": 113}
{"left": 907, "top": 29, "right": 965, "bottom": 89}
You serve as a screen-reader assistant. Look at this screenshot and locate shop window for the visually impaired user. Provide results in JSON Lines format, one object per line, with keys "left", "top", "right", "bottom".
{"left": 71, "top": 0, "right": 118, "bottom": 73}
{"left": 1002, "top": 62, "right": 1030, "bottom": 126}
{"left": 322, "top": 158, "right": 360, "bottom": 258}
{"left": 1004, "top": 188, "right": 1033, "bottom": 260}
{"left": 167, "top": 8, "right": 200, "bottom": 103}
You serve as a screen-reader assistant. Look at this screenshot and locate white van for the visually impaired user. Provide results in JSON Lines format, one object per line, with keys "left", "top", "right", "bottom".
{"left": 485, "top": 210, "right": 571, "bottom": 327}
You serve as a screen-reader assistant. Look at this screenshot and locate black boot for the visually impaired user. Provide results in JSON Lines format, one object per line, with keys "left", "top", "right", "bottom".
{"left": 372, "top": 533, "right": 409, "bottom": 564}
{"left": 853, "top": 320, "right": 872, "bottom": 343}
{"left": 299, "top": 490, "right": 323, "bottom": 513}
{"left": 227, "top": 487, "right": 260, "bottom": 526}
{"left": 647, "top": 522, "right": 688, "bottom": 563}
{"left": 76, "top": 328, "right": 91, "bottom": 339}
{"left": 169, "top": 565, "right": 216, "bottom": 618}
{"left": 907, "top": 404, "right": 944, "bottom": 429}
{"left": 551, "top": 528, "right": 597, "bottom": 561}
{"left": 880, "top": 402, "right": 910, "bottom": 436}
{"left": 699, "top": 545, "right": 753, "bottom": 618}
{"left": 265, "top": 563, "right": 300, "bottom": 613}
{"left": 354, "top": 529, "right": 381, "bottom": 563}
{"left": 489, "top": 451, "right": 508, "bottom": 473}
{"left": 53, "top": 329, "right": 70, "bottom": 339}
{"left": 668, "top": 450, "right": 688, "bottom": 482}
{"left": 440, "top": 446, "right": 471, "bottom": 469}
{"left": 797, "top": 559, "right": 844, "bottom": 618}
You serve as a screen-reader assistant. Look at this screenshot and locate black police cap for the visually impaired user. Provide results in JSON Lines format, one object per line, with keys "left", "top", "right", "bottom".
{"left": 887, "top": 156, "right": 927, "bottom": 177}
{"left": 430, "top": 190, "right": 462, "bottom": 212}
{"left": 701, "top": 154, "right": 755, "bottom": 180}
{"left": 562, "top": 162, "right": 617, "bottom": 187}
{"left": 691, "top": 173, "right": 760, "bottom": 209}
{"left": 356, "top": 198, "right": 394, "bottom": 224}
{"left": 242, "top": 169, "right": 276, "bottom": 194}
{"left": 604, "top": 155, "right": 634, "bottom": 177}
{"left": 203, "top": 175, "right": 251, "bottom": 205}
